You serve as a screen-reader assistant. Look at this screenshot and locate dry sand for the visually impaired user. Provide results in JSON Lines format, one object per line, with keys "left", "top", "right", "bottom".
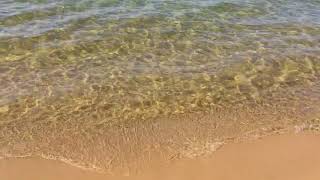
{"left": 1, "top": 133, "right": 320, "bottom": 180}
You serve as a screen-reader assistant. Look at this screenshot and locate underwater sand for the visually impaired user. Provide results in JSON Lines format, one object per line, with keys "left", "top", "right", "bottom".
{"left": 1, "top": 0, "right": 320, "bottom": 175}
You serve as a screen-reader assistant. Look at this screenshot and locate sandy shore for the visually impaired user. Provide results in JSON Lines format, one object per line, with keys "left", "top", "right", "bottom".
{"left": 1, "top": 133, "right": 320, "bottom": 180}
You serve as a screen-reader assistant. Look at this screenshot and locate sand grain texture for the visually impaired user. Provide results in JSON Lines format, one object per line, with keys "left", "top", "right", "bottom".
{"left": 1, "top": 133, "right": 320, "bottom": 180}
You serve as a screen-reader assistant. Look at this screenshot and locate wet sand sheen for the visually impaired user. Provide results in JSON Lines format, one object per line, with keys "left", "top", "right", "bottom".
{"left": 1, "top": 133, "right": 320, "bottom": 180}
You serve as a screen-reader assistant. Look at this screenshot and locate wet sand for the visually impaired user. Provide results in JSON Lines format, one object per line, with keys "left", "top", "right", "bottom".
{"left": 1, "top": 133, "right": 320, "bottom": 180}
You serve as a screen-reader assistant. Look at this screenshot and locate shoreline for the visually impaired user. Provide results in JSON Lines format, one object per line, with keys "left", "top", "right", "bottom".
{"left": 1, "top": 133, "right": 320, "bottom": 180}
{"left": 1, "top": 75, "right": 319, "bottom": 173}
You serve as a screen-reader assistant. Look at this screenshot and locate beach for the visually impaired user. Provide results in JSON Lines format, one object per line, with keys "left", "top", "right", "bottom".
{"left": 1, "top": 133, "right": 320, "bottom": 180}
{"left": 1, "top": 0, "right": 320, "bottom": 179}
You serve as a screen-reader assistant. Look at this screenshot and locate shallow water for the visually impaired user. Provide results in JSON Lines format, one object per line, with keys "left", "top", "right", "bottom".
{"left": 0, "top": 0, "right": 320, "bottom": 172}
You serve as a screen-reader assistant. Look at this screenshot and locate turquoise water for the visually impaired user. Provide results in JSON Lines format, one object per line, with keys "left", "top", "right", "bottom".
{"left": 0, "top": 0, "right": 320, "bottom": 172}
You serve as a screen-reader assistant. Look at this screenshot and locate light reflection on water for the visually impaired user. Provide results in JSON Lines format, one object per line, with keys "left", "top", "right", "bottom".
{"left": 0, "top": 0, "right": 320, "bottom": 172}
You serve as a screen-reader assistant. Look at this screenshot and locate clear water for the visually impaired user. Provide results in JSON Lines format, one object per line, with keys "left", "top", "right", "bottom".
{"left": 0, "top": 0, "right": 320, "bottom": 172}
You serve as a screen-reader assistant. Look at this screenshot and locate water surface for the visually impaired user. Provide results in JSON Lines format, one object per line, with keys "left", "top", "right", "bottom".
{"left": 0, "top": 0, "right": 320, "bottom": 172}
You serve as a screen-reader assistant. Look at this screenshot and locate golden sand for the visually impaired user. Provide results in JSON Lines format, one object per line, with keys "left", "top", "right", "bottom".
{"left": 1, "top": 133, "right": 320, "bottom": 180}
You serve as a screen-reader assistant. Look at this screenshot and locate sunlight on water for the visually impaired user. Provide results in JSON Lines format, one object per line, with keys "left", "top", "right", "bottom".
{"left": 0, "top": 0, "right": 320, "bottom": 172}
